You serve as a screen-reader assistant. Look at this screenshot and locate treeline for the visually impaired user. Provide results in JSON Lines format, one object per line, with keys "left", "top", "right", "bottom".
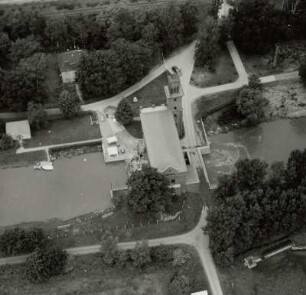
{"left": 229, "top": 0, "right": 306, "bottom": 54}
{"left": 205, "top": 149, "right": 306, "bottom": 266}
{"left": 0, "top": 2, "right": 199, "bottom": 108}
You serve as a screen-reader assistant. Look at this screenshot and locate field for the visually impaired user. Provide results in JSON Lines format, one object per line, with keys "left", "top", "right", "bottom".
{"left": 0, "top": 245, "right": 208, "bottom": 295}
{"left": 218, "top": 251, "right": 306, "bottom": 295}
{"left": 25, "top": 113, "right": 101, "bottom": 148}
{"left": 0, "top": 149, "right": 47, "bottom": 169}
{"left": 190, "top": 49, "right": 238, "bottom": 88}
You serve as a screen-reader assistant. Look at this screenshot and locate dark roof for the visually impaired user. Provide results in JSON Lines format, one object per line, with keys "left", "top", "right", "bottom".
{"left": 58, "top": 50, "right": 84, "bottom": 73}
{"left": 140, "top": 106, "right": 187, "bottom": 173}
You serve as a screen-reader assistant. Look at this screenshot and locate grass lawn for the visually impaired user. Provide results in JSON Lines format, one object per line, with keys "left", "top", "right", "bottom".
{"left": 25, "top": 113, "right": 101, "bottom": 148}
{"left": 218, "top": 251, "right": 306, "bottom": 295}
{"left": 44, "top": 53, "right": 62, "bottom": 108}
{"left": 125, "top": 120, "right": 143, "bottom": 139}
{"left": 190, "top": 49, "right": 238, "bottom": 88}
{"left": 0, "top": 245, "right": 208, "bottom": 295}
{"left": 0, "top": 149, "right": 47, "bottom": 169}
{"left": 125, "top": 72, "right": 168, "bottom": 116}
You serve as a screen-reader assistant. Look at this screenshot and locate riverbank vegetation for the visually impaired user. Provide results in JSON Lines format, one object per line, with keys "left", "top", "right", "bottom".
{"left": 0, "top": 244, "right": 207, "bottom": 295}
{"left": 205, "top": 150, "right": 306, "bottom": 266}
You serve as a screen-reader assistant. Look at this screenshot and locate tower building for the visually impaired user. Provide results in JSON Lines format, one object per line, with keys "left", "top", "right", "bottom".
{"left": 164, "top": 71, "right": 184, "bottom": 137}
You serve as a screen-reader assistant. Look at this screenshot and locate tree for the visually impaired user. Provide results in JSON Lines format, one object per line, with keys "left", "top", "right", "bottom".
{"left": 180, "top": 1, "right": 199, "bottom": 42}
{"left": 248, "top": 74, "right": 262, "bottom": 90}
{"left": 77, "top": 50, "right": 125, "bottom": 98}
{"left": 26, "top": 246, "right": 67, "bottom": 283}
{"left": 100, "top": 230, "right": 119, "bottom": 266}
{"left": 230, "top": 0, "right": 292, "bottom": 53}
{"left": 10, "top": 35, "right": 41, "bottom": 63}
{"left": 44, "top": 17, "right": 70, "bottom": 50}
{"left": 58, "top": 90, "right": 80, "bottom": 119}
{"left": 0, "top": 134, "right": 14, "bottom": 151}
{"left": 130, "top": 240, "right": 151, "bottom": 268}
{"left": 1, "top": 70, "right": 47, "bottom": 111}
{"left": 0, "top": 32, "right": 11, "bottom": 61}
{"left": 115, "top": 99, "right": 133, "bottom": 125}
{"left": 27, "top": 102, "right": 48, "bottom": 130}
{"left": 235, "top": 159, "right": 268, "bottom": 191}
{"left": 127, "top": 166, "right": 174, "bottom": 214}
{"left": 236, "top": 87, "right": 267, "bottom": 126}
{"left": 195, "top": 16, "right": 220, "bottom": 70}
{"left": 18, "top": 53, "right": 47, "bottom": 81}
{"left": 299, "top": 59, "right": 306, "bottom": 85}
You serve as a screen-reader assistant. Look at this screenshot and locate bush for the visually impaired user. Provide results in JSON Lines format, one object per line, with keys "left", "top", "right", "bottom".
{"left": 59, "top": 90, "right": 80, "bottom": 119}
{"left": 26, "top": 246, "right": 68, "bottom": 283}
{"left": 100, "top": 230, "right": 119, "bottom": 266}
{"left": 130, "top": 240, "right": 151, "bottom": 268}
{"left": 172, "top": 248, "right": 191, "bottom": 267}
{"left": 299, "top": 59, "right": 306, "bottom": 85}
{"left": 0, "top": 227, "right": 49, "bottom": 256}
{"left": 0, "top": 134, "right": 15, "bottom": 151}
{"left": 168, "top": 273, "right": 191, "bottom": 295}
{"left": 115, "top": 100, "right": 134, "bottom": 125}
{"left": 150, "top": 244, "right": 173, "bottom": 263}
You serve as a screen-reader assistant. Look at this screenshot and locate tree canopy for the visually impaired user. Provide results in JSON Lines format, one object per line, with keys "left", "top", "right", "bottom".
{"left": 127, "top": 166, "right": 174, "bottom": 214}
{"left": 27, "top": 102, "right": 48, "bottom": 130}
{"left": 115, "top": 99, "right": 134, "bottom": 125}
{"left": 230, "top": 0, "right": 293, "bottom": 53}
{"left": 58, "top": 90, "right": 80, "bottom": 119}
{"left": 205, "top": 151, "right": 306, "bottom": 266}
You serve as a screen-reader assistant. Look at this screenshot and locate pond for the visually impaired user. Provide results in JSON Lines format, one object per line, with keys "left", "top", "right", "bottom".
{"left": 204, "top": 117, "right": 306, "bottom": 186}
{"left": 0, "top": 153, "right": 127, "bottom": 227}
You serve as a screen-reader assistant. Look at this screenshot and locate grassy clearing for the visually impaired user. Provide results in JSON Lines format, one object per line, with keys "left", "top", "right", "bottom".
{"left": 190, "top": 49, "right": 238, "bottom": 88}
{"left": 218, "top": 251, "right": 306, "bottom": 295}
{"left": 125, "top": 120, "right": 143, "bottom": 139}
{"left": 50, "top": 192, "right": 203, "bottom": 249}
{"left": 0, "top": 149, "right": 47, "bottom": 169}
{"left": 25, "top": 113, "right": 101, "bottom": 148}
{"left": 125, "top": 72, "right": 168, "bottom": 116}
{"left": 44, "top": 53, "right": 62, "bottom": 108}
{"left": 0, "top": 245, "right": 208, "bottom": 295}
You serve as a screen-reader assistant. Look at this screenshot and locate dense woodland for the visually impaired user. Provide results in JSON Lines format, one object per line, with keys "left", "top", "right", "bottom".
{"left": 205, "top": 149, "right": 306, "bottom": 266}
{"left": 0, "top": 2, "right": 199, "bottom": 111}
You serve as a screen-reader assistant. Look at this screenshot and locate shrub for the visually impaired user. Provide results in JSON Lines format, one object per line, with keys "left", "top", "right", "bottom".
{"left": 26, "top": 246, "right": 68, "bottom": 283}
{"left": 130, "top": 240, "right": 151, "bottom": 268}
{"left": 299, "top": 59, "right": 306, "bottom": 85}
{"left": 27, "top": 102, "right": 48, "bottom": 130}
{"left": 100, "top": 230, "right": 119, "bottom": 266}
{"left": 150, "top": 244, "right": 173, "bottom": 263}
{"left": 172, "top": 248, "right": 191, "bottom": 267}
{"left": 168, "top": 273, "right": 191, "bottom": 295}
{"left": 0, "top": 227, "right": 48, "bottom": 256}
{"left": 0, "top": 134, "right": 14, "bottom": 151}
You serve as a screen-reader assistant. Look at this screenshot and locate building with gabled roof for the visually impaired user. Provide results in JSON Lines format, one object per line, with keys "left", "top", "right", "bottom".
{"left": 140, "top": 105, "right": 187, "bottom": 190}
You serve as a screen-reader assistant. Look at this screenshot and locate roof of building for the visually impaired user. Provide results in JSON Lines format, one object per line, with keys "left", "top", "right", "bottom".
{"left": 191, "top": 291, "right": 208, "bottom": 295}
{"left": 6, "top": 120, "right": 31, "bottom": 140}
{"left": 140, "top": 106, "right": 187, "bottom": 173}
{"left": 58, "top": 50, "right": 84, "bottom": 73}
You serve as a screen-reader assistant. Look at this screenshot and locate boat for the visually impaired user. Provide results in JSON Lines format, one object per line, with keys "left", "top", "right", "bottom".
{"left": 33, "top": 161, "right": 54, "bottom": 171}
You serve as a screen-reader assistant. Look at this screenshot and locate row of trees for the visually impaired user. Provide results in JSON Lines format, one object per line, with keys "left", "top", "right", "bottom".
{"left": 205, "top": 148, "right": 306, "bottom": 266}
{"left": 0, "top": 2, "right": 199, "bottom": 59}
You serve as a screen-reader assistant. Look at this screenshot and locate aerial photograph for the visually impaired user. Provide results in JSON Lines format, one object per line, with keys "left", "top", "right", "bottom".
{"left": 0, "top": 0, "right": 305, "bottom": 294}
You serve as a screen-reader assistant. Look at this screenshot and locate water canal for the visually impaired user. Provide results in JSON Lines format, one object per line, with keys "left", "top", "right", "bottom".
{"left": 205, "top": 117, "right": 306, "bottom": 186}
{"left": 0, "top": 152, "right": 127, "bottom": 227}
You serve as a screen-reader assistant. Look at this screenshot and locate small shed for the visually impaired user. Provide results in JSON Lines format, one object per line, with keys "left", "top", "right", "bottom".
{"left": 6, "top": 120, "right": 31, "bottom": 140}
{"left": 107, "top": 136, "right": 118, "bottom": 145}
{"left": 58, "top": 50, "right": 83, "bottom": 84}
{"left": 107, "top": 146, "right": 118, "bottom": 157}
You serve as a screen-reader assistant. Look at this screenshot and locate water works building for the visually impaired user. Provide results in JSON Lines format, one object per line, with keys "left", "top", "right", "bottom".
{"left": 140, "top": 105, "right": 187, "bottom": 192}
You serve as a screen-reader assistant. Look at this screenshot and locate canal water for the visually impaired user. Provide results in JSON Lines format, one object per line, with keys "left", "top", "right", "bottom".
{"left": 205, "top": 117, "right": 306, "bottom": 186}
{"left": 0, "top": 152, "right": 127, "bottom": 227}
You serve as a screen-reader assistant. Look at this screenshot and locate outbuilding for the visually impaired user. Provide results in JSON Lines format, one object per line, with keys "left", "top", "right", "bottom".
{"left": 6, "top": 120, "right": 31, "bottom": 140}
